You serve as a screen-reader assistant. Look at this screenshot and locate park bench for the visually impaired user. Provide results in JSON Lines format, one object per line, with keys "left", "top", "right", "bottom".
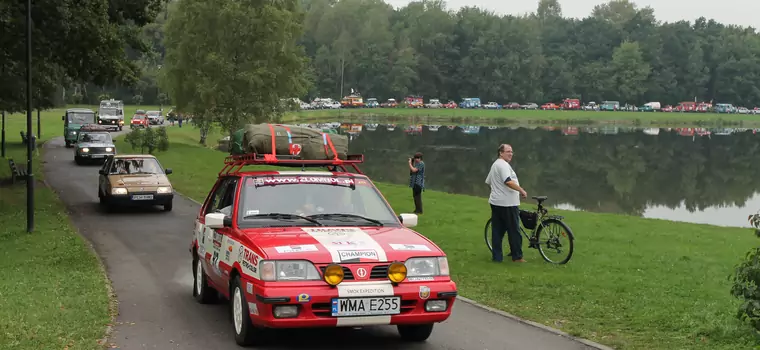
{"left": 7, "top": 158, "right": 28, "bottom": 184}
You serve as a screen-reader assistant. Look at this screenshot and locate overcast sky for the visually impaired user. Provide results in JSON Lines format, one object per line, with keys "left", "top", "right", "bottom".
{"left": 383, "top": 0, "right": 759, "bottom": 29}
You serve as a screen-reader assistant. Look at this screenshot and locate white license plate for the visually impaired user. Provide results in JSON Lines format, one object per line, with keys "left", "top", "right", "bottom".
{"left": 131, "top": 194, "right": 153, "bottom": 200}
{"left": 91, "top": 155, "right": 104, "bottom": 158}
{"left": 331, "top": 297, "right": 401, "bottom": 317}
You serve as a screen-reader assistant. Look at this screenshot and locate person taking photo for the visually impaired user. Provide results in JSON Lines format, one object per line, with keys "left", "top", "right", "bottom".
{"left": 408, "top": 152, "right": 425, "bottom": 214}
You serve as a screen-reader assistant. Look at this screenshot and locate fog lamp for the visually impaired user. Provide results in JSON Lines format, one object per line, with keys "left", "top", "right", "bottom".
{"left": 323, "top": 264, "right": 344, "bottom": 286}
{"left": 273, "top": 305, "right": 298, "bottom": 318}
{"left": 387, "top": 262, "right": 407, "bottom": 283}
{"left": 425, "top": 300, "right": 447, "bottom": 312}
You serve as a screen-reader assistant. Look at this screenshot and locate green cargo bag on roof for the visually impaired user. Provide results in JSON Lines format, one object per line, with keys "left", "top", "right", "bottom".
{"left": 234, "top": 123, "right": 349, "bottom": 160}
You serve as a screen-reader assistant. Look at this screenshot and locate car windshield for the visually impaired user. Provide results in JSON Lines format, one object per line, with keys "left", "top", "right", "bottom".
{"left": 237, "top": 175, "right": 400, "bottom": 228}
{"left": 68, "top": 112, "right": 93, "bottom": 124}
{"left": 78, "top": 132, "right": 112, "bottom": 143}
{"left": 99, "top": 107, "right": 120, "bottom": 116}
{"left": 147, "top": 111, "right": 159, "bottom": 116}
{"left": 133, "top": 115, "right": 144, "bottom": 120}
{"left": 109, "top": 158, "right": 163, "bottom": 175}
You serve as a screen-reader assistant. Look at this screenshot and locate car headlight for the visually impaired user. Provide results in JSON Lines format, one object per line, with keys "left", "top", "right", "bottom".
{"left": 259, "top": 260, "right": 321, "bottom": 282}
{"left": 81, "top": 147, "right": 89, "bottom": 153}
{"left": 156, "top": 186, "right": 172, "bottom": 194}
{"left": 405, "top": 257, "right": 450, "bottom": 278}
{"left": 105, "top": 147, "right": 113, "bottom": 152}
{"left": 111, "top": 187, "right": 128, "bottom": 195}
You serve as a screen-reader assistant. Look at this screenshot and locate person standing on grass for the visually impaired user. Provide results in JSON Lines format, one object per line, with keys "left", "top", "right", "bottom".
{"left": 485, "top": 144, "right": 527, "bottom": 263}
{"left": 408, "top": 152, "right": 425, "bottom": 214}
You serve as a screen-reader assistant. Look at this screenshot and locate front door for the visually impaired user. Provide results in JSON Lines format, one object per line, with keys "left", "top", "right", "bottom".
{"left": 197, "top": 177, "right": 239, "bottom": 287}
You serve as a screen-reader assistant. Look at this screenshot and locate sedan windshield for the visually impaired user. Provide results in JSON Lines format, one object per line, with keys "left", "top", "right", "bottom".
{"left": 78, "top": 132, "right": 112, "bottom": 143}
{"left": 238, "top": 175, "right": 400, "bottom": 228}
{"left": 109, "top": 158, "right": 163, "bottom": 175}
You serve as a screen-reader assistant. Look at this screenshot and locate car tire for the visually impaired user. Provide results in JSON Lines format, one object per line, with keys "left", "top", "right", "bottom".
{"left": 397, "top": 324, "right": 434, "bottom": 342}
{"left": 163, "top": 200, "right": 173, "bottom": 212}
{"left": 231, "top": 275, "right": 265, "bottom": 346}
{"left": 193, "top": 255, "right": 217, "bottom": 304}
{"left": 75, "top": 156, "right": 83, "bottom": 165}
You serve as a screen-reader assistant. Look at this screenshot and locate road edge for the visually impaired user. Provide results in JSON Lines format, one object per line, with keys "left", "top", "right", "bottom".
{"left": 455, "top": 296, "right": 614, "bottom": 350}
{"left": 40, "top": 139, "right": 118, "bottom": 350}
{"left": 173, "top": 189, "right": 614, "bottom": 350}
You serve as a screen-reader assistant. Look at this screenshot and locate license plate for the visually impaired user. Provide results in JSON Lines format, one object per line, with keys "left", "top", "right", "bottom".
{"left": 132, "top": 194, "right": 153, "bottom": 200}
{"left": 331, "top": 297, "right": 401, "bottom": 317}
{"left": 91, "top": 155, "right": 104, "bottom": 158}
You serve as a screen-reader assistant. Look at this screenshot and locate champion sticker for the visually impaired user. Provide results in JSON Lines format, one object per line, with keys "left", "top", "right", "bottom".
{"left": 419, "top": 286, "right": 431, "bottom": 300}
{"left": 245, "top": 210, "right": 260, "bottom": 216}
{"left": 338, "top": 250, "right": 379, "bottom": 261}
{"left": 248, "top": 302, "right": 259, "bottom": 315}
{"left": 275, "top": 244, "right": 319, "bottom": 253}
{"left": 389, "top": 244, "right": 432, "bottom": 251}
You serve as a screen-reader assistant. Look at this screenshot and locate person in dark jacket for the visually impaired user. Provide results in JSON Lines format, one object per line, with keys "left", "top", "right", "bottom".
{"left": 408, "top": 152, "right": 425, "bottom": 214}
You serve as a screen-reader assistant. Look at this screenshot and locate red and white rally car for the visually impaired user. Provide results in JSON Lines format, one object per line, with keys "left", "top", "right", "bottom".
{"left": 190, "top": 152, "right": 457, "bottom": 346}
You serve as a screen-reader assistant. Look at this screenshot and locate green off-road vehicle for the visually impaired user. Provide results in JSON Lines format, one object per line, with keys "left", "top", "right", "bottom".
{"left": 63, "top": 108, "right": 97, "bottom": 148}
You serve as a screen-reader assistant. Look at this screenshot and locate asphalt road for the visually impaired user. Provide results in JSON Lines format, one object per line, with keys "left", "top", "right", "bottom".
{"left": 42, "top": 134, "right": 596, "bottom": 350}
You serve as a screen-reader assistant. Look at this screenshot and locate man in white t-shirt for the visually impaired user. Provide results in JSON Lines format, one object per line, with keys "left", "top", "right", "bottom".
{"left": 485, "top": 144, "right": 527, "bottom": 263}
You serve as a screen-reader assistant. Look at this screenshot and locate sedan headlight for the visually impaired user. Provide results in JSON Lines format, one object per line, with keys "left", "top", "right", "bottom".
{"left": 81, "top": 147, "right": 89, "bottom": 153}
{"left": 259, "top": 260, "right": 321, "bottom": 282}
{"left": 111, "top": 187, "right": 128, "bottom": 195}
{"left": 156, "top": 186, "right": 172, "bottom": 194}
{"left": 105, "top": 147, "right": 113, "bottom": 152}
{"left": 405, "top": 257, "right": 450, "bottom": 277}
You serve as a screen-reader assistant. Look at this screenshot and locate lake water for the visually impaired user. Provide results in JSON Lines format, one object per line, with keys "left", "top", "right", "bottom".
{"left": 309, "top": 123, "right": 760, "bottom": 229}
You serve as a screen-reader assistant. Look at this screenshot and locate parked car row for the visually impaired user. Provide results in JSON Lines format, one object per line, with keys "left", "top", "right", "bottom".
{"left": 295, "top": 95, "right": 760, "bottom": 114}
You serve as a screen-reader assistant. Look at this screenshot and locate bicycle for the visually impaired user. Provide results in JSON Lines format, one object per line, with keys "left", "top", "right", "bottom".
{"left": 484, "top": 196, "right": 575, "bottom": 264}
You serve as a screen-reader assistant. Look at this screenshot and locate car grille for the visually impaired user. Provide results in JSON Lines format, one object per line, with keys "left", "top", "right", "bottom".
{"left": 310, "top": 299, "right": 417, "bottom": 318}
{"left": 86, "top": 147, "right": 111, "bottom": 153}
{"left": 318, "top": 264, "right": 389, "bottom": 281}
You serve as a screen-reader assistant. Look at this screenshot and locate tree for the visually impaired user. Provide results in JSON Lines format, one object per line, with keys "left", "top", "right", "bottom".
{"left": 730, "top": 213, "right": 760, "bottom": 333}
{"left": 0, "top": 0, "right": 162, "bottom": 113}
{"left": 161, "top": 0, "right": 311, "bottom": 142}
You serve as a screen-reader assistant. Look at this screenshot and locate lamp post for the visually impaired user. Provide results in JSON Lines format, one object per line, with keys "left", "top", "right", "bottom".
{"left": 26, "top": 0, "right": 34, "bottom": 233}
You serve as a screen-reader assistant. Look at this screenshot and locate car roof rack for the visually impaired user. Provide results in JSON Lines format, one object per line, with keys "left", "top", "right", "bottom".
{"left": 219, "top": 153, "right": 365, "bottom": 176}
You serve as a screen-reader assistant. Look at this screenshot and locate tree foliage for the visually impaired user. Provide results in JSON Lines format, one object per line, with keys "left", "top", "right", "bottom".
{"left": 299, "top": 0, "right": 760, "bottom": 106}
{"left": 731, "top": 214, "right": 760, "bottom": 334}
{"left": 0, "top": 0, "right": 162, "bottom": 113}
{"left": 124, "top": 126, "right": 169, "bottom": 154}
{"left": 160, "top": 0, "right": 311, "bottom": 135}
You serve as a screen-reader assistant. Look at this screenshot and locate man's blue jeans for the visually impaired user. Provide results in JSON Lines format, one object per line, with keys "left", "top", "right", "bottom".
{"left": 490, "top": 204, "right": 523, "bottom": 261}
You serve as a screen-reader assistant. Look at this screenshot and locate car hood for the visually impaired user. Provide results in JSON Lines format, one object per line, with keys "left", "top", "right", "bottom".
{"left": 78, "top": 142, "right": 114, "bottom": 148}
{"left": 109, "top": 174, "right": 170, "bottom": 187}
{"left": 242, "top": 226, "right": 443, "bottom": 264}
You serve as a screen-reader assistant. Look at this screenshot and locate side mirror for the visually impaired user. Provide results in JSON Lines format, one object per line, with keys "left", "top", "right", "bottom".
{"left": 205, "top": 212, "right": 229, "bottom": 229}
{"left": 165, "top": 168, "right": 172, "bottom": 175}
{"left": 398, "top": 213, "right": 418, "bottom": 228}
{"left": 61, "top": 116, "right": 65, "bottom": 120}
{"left": 98, "top": 169, "right": 106, "bottom": 175}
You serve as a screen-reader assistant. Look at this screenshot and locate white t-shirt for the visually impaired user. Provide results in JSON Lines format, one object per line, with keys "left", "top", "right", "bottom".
{"left": 485, "top": 158, "right": 520, "bottom": 207}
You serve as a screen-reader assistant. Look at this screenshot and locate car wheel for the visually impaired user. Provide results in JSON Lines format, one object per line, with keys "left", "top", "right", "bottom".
{"left": 75, "top": 157, "right": 82, "bottom": 165}
{"left": 231, "top": 276, "right": 266, "bottom": 346}
{"left": 397, "top": 324, "right": 434, "bottom": 342}
{"left": 163, "top": 201, "right": 173, "bottom": 212}
{"left": 193, "top": 256, "right": 217, "bottom": 304}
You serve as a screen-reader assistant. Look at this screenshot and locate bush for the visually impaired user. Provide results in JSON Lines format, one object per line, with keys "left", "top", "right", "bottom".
{"left": 730, "top": 213, "right": 760, "bottom": 334}
{"left": 125, "top": 127, "right": 170, "bottom": 154}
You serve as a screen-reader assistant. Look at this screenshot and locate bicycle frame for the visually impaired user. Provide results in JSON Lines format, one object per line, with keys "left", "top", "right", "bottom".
{"left": 521, "top": 201, "right": 564, "bottom": 242}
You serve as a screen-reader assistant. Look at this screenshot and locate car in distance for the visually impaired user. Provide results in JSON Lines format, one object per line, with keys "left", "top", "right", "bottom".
{"left": 146, "top": 110, "right": 164, "bottom": 125}
{"left": 191, "top": 153, "right": 457, "bottom": 346}
{"left": 98, "top": 154, "right": 174, "bottom": 211}
{"left": 74, "top": 125, "right": 116, "bottom": 165}
{"left": 131, "top": 110, "right": 149, "bottom": 129}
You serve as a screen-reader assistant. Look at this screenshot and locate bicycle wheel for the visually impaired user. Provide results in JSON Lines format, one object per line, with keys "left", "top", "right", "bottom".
{"left": 484, "top": 218, "right": 493, "bottom": 252}
{"left": 535, "top": 218, "right": 575, "bottom": 264}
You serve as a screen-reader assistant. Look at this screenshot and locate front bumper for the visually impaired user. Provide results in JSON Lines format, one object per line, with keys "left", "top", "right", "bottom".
{"left": 108, "top": 192, "right": 173, "bottom": 206}
{"left": 245, "top": 280, "right": 457, "bottom": 328}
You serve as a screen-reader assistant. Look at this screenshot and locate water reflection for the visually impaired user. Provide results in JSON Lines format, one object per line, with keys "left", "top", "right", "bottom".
{"left": 301, "top": 123, "right": 760, "bottom": 228}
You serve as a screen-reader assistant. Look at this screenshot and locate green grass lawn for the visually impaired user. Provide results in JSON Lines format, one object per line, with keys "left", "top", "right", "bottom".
{"left": 0, "top": 107, "right": 144, "bottom": 349}
{"left": 112, "top": 126, "right": 760, "bottom": 350}
{"left": 293, "top": 107, "right": 760, "bottom": 126}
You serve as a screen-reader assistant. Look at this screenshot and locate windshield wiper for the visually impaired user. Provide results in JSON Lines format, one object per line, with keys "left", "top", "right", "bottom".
{"left": 243, "top": 213, "right": 323, "bottom": 226}
{"left": 306, "top": 213, "right": 383, "bottom": 226}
